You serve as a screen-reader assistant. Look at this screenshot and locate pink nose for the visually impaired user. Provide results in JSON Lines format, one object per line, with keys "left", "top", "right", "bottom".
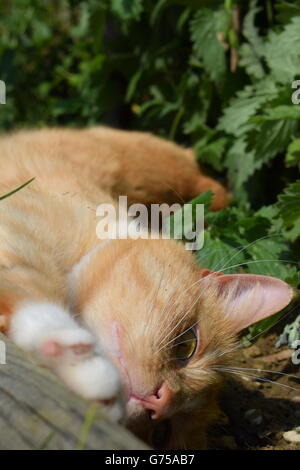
{"left": 138, "top": 382, "right": 173, "bottom": 420}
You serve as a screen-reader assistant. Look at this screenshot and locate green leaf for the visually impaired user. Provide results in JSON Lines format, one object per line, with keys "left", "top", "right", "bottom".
{"left": 275, "top": 1, "right": 300, "bottom": 24}
{"left": 264, "top": 16, "right": 300, "bottom": 84}
{"left": 246, "top": 238, "right": 295, "bottom": 279}
{"left": 252, "top": 105, "right": 300, "bottom": 122}
{"left": 196, "top": 232, "right": 246, "bottom": 274}
{"left": 150, "top": 0, "right": 169, "bottom": 25}
{"left": 239, "top": 43, "right": 265, "bottom": 80}
{"left": 225, "top": 137, "right": 257, "bottom": 191}
{"left": 188, "top": 190, "right": 213, "bottom": 209}
{"left": 249, "top": 119, "right": 298, "bottom": 167}
{"left": 278, "top": 180, "right": 300, "bottom": 240}
{"left": 242, "top": 0, "right": 264, "bottom": 53}
{"left": 183, "top": 112, "right": 206, "bottom": 135}
{"left": 126, "top": 69, "right": 143, "bottom": 102}
{"left": 173, "top": 0, "right": 221, "bottom": 8}
{"left": 239, "top": 0, "right": 265, "bottom": 79}
{"left": 70, "top": 3, "right": 90, "bottom": 38}
{"left": 255, "top": 204, "right": 280, "bottom": 222}
{"left": 244, "top": 310, "right": 286, "bottom": 346}
{"left": 218, "top": 80, "right": 278, "bottom": 137}
{"left": 195, "top": 136, "right": 228, "bottom": 172}
{"left": 111, "top": 0, "right": 144, "bottom": 21}
{"left": 190, "top": 8, "right": 231, "bottom": 82}
{"left": 285, "top": 138, "right": 300, "bottom": 167}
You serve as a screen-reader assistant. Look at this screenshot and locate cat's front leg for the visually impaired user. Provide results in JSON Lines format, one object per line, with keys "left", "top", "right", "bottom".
{"left": 8, "top": 301, "right": 124, "bottom": 422}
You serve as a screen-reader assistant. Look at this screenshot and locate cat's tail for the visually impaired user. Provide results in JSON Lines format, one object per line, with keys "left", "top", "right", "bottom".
{"left": 192, "top": 173, "right": 231, "bottom": 211}
{"left": 183, "top": 149, "right": 230, "bottom": 211}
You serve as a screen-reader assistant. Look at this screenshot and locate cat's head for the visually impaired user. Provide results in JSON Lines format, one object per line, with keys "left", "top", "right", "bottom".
{"left": 70, "top": 239, "right": 293, "bottom": 448}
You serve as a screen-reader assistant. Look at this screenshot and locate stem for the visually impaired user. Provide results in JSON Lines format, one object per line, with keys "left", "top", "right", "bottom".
{"left": 0, "top": 178, "right": 35, "bottom": 200}
{"left": 169, "top": 106, "right": 185, "bottom": 141}
{"left": 76, "top": 403, "right": 98, "bottom": 450}
{"left": 266, "top": 0, "right": 273, "bottom": 25}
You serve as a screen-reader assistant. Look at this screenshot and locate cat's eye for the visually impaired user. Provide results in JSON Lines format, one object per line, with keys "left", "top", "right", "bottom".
{"left": 174, "top": 328, "right": 197, "bottom": 362}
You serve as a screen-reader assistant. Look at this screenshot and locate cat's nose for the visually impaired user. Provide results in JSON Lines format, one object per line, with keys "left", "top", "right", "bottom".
{"left": 141, "top": 382, "right": 173, "bottom": 420}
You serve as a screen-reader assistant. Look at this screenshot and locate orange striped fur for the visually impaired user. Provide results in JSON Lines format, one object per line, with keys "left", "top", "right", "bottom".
{"left": 0, "top": 127, "right": 292, "bottom": 449}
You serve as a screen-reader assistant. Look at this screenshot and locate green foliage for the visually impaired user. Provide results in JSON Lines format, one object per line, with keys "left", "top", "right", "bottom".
{"left": 0, "top": 0, "right": 299, "bottom": 345}
{"left": 111, "top": 0, "right": 144, "bottom": 22}
{"left": 239, "top": 0, "right": 265, "bottom": 80}
{"left": 278, "top": 180, "right": 300, "bottom": 241}
{"left": 190, "top": 8, "right": 231, "bottom": 82}
{"left": 286, "top": 139, "right": 300, "bottom": 167}
{"left": 263, "top": 16, "right": 300, "bottom": 84}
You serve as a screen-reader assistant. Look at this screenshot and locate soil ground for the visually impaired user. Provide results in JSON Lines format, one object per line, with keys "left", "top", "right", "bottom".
{"left": 211, "top": 332, "right": 300, "bottom": 450}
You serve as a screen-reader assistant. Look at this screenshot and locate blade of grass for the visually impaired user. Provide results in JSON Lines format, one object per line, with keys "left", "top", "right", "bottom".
{"left": 0, "top": 177, "right": 35, "bottom": 201}
{"left": 37, "top": 431, "right": 55, "bottom": 450}
{"left": 76, "top": 403, "right": 98, "bottom": 450}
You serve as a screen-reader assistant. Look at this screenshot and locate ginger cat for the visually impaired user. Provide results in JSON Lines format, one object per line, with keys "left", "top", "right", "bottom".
{"left": 0, "top": 127, "right": 293, "bottom": 449}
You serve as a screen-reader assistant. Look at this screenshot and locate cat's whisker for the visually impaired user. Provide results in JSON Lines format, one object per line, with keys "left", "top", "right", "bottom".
{"left": 213, "top": 300, "right": 300, "bottom": 360}
{"left": 219, "top": 258, "right": 299, "bottom": 273}
{"left": 243, "top": 300, "right": 300, "bottom": 344}
{"left": 159, "top": 292, "right": 299, "bottom": 358}
{"left": 156, "top": 270, "right": 207, "bottom": 333}
{"left": 213, "top": 367, "right": 300, "bottom": 392}
{"left": 155, "top": 277, "right": 188, "bottom": 344}
{"left": 161, "top": 337, "right": 198, "bottom": 353}
{"left": 181, "top": 436, "right": 187, "bottom": 450}
{"left": 156, "top": 272, "right": 223, "bottom": 349}
{"left": 217, "top": 365, "right": 300, "bottom": 381}
{"left": 144, "top": 267, "right": 166, "bottom": 336}
{"left": 158, "top": 178, "right": 186, "bottom": 205}
{"left": 209, "top": 233, "right": 284, "bottom": 273}
{"left": 158, "top": 253, "right": 298, "bottom": 350}
{"left": 155, "top": 299, "right": 216, "bottom": 355}
{"left": 203, "top": 344, "right": 242, "bottom": 361}
{"left": 123, "top": 321, "right": 137, "bottom": 360}
{"left": 157, "top": 249, "right": 247, "bottom": 342}
{"left": 156, "top": 303, "right": 202, "bottom": 354}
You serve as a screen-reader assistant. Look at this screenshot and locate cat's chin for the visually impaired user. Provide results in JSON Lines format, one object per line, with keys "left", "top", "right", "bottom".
{"left": 126, "top": 396, "right": 145, "bottom": 415}
{"left": 125, "top": 398, "right": 175, "bottom": 449}
{"left": 126, "top": 413, "right": 171, "bottom": 449}
{"left": 126, "top": 410, "right": 208, "bottom": 450}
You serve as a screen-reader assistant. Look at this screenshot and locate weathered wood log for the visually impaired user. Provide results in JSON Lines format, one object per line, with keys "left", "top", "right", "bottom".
{"left": 0, "top": 333, "right": 148, "bottom": 450}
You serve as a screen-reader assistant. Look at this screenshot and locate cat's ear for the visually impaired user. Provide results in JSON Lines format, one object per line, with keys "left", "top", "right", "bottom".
{"left": 200, "top": 270, "right": 294, "bottom": 333}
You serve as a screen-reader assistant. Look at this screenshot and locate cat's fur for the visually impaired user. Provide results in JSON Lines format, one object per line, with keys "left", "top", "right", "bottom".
{"left": 0, "top": 127, "right": 293, "bottom": 449}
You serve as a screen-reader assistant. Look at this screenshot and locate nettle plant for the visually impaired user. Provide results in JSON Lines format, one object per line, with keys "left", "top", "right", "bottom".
{"left": 0, "top": 0, "right": 299, "bottom": 346}
{"left": 110, "top": 0, "right": 300, "bottom": 346}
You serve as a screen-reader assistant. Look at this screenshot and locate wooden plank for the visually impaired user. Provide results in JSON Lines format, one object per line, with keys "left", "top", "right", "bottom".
{"left": 0, "top": 333, "right": 148, "bottom": 450}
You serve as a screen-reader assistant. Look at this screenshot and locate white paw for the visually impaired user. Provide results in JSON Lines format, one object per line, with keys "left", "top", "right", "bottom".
{"left": 57, "top": 356, "right": 125, "bottom": 422}
{"left": 37, "top": 327, "right": 95, "bottom": 364}
{"left": 9, "top": 302, "right": 125, "bottom": 422}
{"left": 36, "top": 329, "right": 125, "bottom": 421}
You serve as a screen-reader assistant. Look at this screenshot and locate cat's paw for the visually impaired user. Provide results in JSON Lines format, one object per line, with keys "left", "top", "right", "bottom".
{"left": 8, "top": 302, "right": 125, "bottom": 422}
{"left": 37, "top": 330, "right": 124, "bottom": 422}
{"left": 38, "top": 328, "right": 95, "bottom": 362}
{"left": 57, "top": 356, "right": 125, "bottom": 422}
